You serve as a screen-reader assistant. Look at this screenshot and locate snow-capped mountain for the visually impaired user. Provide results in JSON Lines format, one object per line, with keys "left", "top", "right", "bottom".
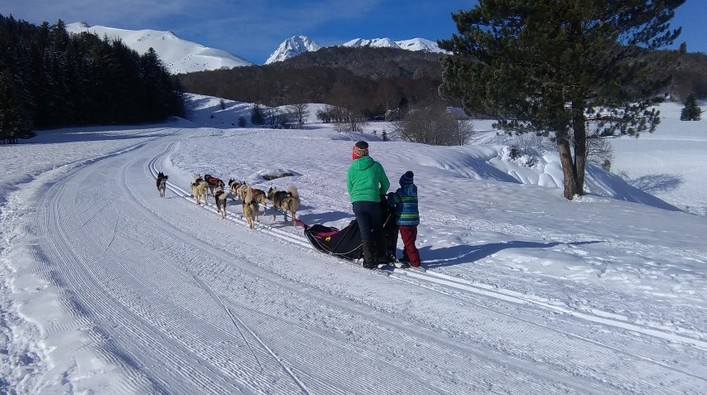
{"left": 66, "top": 22, "right": 252, "bottom": 74}
{"left": 342, "top": 37, "right": 400, "bottom": 49}
{"left": 265, "top": 35, "right": 322, "bottom": 65}
{"left": 66, "top": 22, "right": 448, "bottom": 69}
{"left": 343, "top": 37, "right": 448, "bottom": 53}
{"left": 265, "top": 36, "right": 449, "bottom": 63}
{"left": 395, "top": 38, "right": 448, "bottom": 53}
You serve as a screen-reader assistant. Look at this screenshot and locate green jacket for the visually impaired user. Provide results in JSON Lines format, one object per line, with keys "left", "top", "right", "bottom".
{"left": 347, "top": 156, "right": 390, "bottom": 203}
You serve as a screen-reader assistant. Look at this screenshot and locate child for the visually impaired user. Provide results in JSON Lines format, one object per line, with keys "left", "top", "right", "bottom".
{"left": 387, "top": 171, "right": 421, "bottom": 268}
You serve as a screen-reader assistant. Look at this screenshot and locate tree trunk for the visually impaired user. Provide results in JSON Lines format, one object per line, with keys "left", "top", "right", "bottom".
{"left": 572, "top": 104, "right": 587, "bottom": 195}
{"left": 557, "top": 132, "right": 578, "bottom": 200}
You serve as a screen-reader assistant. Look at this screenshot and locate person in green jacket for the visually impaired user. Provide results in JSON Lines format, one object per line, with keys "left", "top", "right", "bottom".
{"left": 347, "top": 141, "right": 390, "bottom": 269}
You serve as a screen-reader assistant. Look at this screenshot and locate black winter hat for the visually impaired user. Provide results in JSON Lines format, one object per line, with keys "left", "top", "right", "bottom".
{"left": 355, "top": 141, "right": 369, "bottom": 149}
{"left": 400, "top": 171, "right": 414, "bottom": 185}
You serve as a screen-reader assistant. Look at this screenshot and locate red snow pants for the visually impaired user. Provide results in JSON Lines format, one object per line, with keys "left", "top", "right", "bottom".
{"left": 399, "top": 225, "right": 421, "bottom": 266}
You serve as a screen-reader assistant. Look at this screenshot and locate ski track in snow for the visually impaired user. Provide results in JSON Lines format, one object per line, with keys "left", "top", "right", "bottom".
{"left": 2, "top": 126, "right": 706, "bottom": 394}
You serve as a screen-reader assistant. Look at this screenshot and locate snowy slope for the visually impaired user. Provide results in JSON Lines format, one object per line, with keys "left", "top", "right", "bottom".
{"left": 66, "top": 22, "right": 252, "bottom": 74}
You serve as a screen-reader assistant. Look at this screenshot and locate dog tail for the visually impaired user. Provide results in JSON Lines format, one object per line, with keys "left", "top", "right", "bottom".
{"left": 287, "top": 185, "right": 299, "bottom": 198}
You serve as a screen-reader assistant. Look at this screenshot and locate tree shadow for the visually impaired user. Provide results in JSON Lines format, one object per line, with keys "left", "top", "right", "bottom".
{"left": 20, "top": 126, "right": 174, "bottom": 145}
{"left": 629, "top": 174, "right": 682, "bottom": 194}
{"left": 420, "top": 240, "right": 603, "bottom": 269}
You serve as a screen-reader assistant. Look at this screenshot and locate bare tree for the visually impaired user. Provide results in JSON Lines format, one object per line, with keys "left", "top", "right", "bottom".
{"left": 333, "top": 107, "right": 366, "bottom": 133}
{"left": 394, "top": 104, "right": 471, "bottom": 145}
{"left": 288, "top": 103, "right": 309, "bottom": 128}
{"left": 586, "top": 135, "right": 614, "bottom": 171}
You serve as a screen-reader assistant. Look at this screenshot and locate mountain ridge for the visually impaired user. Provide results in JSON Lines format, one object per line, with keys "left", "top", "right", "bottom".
{"left": 266, "top": 36, "right": 448, "bottom": 64}
{"left": 66, "top": 22, "right": 253, "bottom": 74}
{"left": 67, "top": 22, "right": 448, "bottom": 72}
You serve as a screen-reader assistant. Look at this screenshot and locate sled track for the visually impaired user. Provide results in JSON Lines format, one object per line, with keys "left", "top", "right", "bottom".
{"left": 187, "top": 270, "right": 312, "bottom": 395}
{"left": 148, "top": 158, "right": 707, "bottom": 356}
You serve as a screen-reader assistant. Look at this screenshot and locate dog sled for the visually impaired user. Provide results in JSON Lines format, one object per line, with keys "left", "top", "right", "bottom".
{"left": 303, "top": 219, "right": 365, "bottom": 260}
{"left": 301, "top": 201, "right": 398, "bottom": 261}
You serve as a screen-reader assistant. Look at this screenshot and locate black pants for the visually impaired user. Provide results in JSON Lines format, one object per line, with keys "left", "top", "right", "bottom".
{"left": 352, "top": 201, "right": 383, "bottom": 243}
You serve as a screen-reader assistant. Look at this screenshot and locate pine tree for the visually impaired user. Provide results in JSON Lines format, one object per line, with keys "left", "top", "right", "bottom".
{"left": 680, "top": 93, "right": 702, "bottom": 121}
{"left": 439, "top": 0, "right": 684, "bottom": 199}
{"left": 251, "top": 104, "right": 265, "bottom": 125}
{"left": 0, "top": 71, "right": 33, "bottom": 143}
{"left": 0, "top": 15, "right": 185, "bottom": 129}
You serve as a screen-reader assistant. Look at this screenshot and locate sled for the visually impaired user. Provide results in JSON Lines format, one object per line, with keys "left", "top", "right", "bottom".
{"left": 302, "top": 200, "right": 398, "bottom": 261}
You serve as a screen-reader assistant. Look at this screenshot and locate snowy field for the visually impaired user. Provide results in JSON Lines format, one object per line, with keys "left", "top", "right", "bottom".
{"left": 1, "top": 95, "right": 706, "bottom": 394}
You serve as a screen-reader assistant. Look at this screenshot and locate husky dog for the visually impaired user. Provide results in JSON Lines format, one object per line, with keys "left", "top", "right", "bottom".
{"left": 267, "top": 185, "right": 300, "bottom": 225}
{"left": 228, "top": 179, "right": 246, "bottom": 201}
{"left": 204, "top": 174, "right": 225, "bottom": 196}
{"left": 242, "top": 188, "right": 259, "bottom": 229}
{"left": 228, "top": 179, "right": 249, "bottom": 202}
{"left": 236, "top": 184, "right": 250, "bottom": 202}
{"left": 191, "top": 175, "right": 208, "bottom": 205}
{"left": 250, "top": 187, "right": 268, "bottom": 212}
{"left": 214, "top": 186, "right": 227, "bottom": 219}
{"left": 156, "top": 172, "right": 168, "bottom": 198}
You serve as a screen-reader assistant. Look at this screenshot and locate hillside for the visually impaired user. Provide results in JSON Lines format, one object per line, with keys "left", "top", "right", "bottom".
{"left": 178, "top": 46, "right": 447, "bottom": 116}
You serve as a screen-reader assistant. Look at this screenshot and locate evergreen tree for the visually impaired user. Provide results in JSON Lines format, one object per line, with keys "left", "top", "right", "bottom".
{"left": 0, "top": 71, "right": 33, "bottom": 143}
{"left": 439, "top": 0, "right": 684, "bottom": 199}
{"left": 680, "top": 93, "right": 702, "bottom": 121}
{"left": 0, "top": 15, "right": 185, "bottom": 130}
{"left": 251, "top": 104, "right": 265, "bottom": 125}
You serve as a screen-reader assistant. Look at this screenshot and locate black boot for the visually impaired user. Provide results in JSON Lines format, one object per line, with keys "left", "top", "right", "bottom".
{"left": 361, "top": 241, "right": 376, "bottom": 269}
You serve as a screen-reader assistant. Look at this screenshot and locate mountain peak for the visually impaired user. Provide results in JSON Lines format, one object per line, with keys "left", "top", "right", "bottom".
{"left": 266, "top": 36, "right": 449, "bottom": 64}
{"left": 265, "top": 35, "right": 322, "bottom": 65}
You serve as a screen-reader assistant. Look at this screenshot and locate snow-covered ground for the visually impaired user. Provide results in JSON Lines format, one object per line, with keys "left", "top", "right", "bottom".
{"left": 1, "top": 95, "right": 705, "bottom": 394}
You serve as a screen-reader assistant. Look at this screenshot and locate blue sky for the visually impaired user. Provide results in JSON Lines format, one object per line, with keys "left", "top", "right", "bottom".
{"left": 3, "top": 0, "right": 705, "bottom": 65}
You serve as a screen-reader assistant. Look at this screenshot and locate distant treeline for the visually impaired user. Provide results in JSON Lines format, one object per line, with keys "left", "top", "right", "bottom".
{"left": 178, "top": 46, "right": 450, "bottom": 120}
{"left": 0, "top": 15, "right": 185, "bottom": 143}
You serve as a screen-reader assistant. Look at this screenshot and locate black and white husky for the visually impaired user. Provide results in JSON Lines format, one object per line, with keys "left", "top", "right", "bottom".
{"left": 156, "top": 172, "right": 168, "bottom": 198}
